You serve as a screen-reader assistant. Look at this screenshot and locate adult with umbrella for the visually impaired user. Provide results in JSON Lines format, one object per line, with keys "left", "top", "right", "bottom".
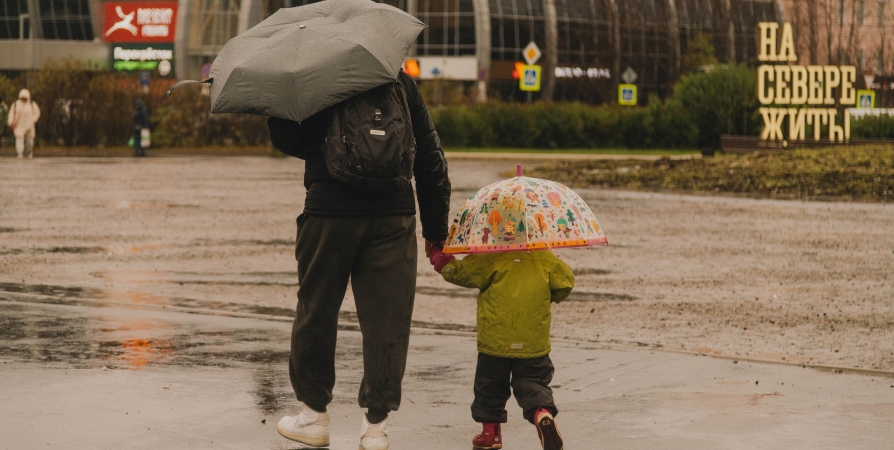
{"left": 184, "top": 1, "right": 452, "bottom": 448}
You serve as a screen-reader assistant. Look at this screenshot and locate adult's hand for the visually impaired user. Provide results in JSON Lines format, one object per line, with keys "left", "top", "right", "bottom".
{"left": 424, "top": 240, "right": 446, "bottom": 257}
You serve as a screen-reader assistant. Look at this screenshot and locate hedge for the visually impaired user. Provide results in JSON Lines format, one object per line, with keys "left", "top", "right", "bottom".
{"left": 0, "top": 60, "right": 268, "bottom": 148}
{"left": 431, "top": 64, "right": 761, "bottom": 150}
{"left": 4, "top": 61, "right": 894, "bottom": 150}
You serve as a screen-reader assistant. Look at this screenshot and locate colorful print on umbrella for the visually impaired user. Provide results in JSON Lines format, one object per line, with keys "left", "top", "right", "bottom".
{"left": 443, "top": 165, "right": 608, "bottom": 254}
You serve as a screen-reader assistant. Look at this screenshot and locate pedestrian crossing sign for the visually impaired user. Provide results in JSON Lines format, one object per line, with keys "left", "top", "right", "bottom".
{"left": 618, "top": 84, "right": 637, "bottom": 106}
{"left": 519, "top": 65, "right": 541, "bottom": 92}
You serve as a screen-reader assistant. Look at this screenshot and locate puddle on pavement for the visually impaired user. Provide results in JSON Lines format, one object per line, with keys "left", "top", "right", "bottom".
{"left": 565, "top": 292, "right": 638, "bottom": 302}
{"left": 174, "top": 280, "right": 297, "bottom": 287}
{"left": 0, "top": 282, "right": 104, "bottom": 299}
{"left": 0, "top": 281, "right": 474, "bottom": 341}
{"left": 339, "top": 310, "right": 475, "bottom": 333}
{"left": 0, "top": 246, "right": 105, "bottom": 255}
{"left": 408, "top": 364, "right": 464, "bottom": 381}
{"left": 575, "top": 268, "right": 612, "bottom": 276}
{"left": 0, "top": 302, "right": 296, "bottom": 371}
{"left": 415, "top": 286, "right": 476, "bottom": 299}
{"left": 188, "top": 239, "right": 294, "bottom": 247}
{"left": 112, "top": 200, "right": 200, "bottom": 209}
{"left": 253, "top": 368, "right": 293, "bottom": 414}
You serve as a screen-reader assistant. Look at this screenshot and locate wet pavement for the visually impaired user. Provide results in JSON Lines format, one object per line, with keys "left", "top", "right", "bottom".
{"left": 2, "top": 156, "right": 893, "bottom": 449}
{"left": 2, "top": 295, "right": 893, "bottom": 450}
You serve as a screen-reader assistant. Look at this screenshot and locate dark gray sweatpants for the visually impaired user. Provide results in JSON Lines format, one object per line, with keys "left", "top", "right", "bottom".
{"left": 289, "top": 214, "right": 417, "bottom": 413}
{"left": 472, "top": 353, "right": 558, "bottom": 424}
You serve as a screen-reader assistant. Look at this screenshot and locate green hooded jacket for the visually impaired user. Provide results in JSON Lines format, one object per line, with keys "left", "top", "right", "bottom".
{"left": 440, "top": 250, "right": 574, "bottom": 358}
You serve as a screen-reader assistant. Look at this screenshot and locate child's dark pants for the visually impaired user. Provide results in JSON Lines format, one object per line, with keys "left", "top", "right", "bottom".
{"left": 472, "top": 353, "right": 558, "bottom": 424}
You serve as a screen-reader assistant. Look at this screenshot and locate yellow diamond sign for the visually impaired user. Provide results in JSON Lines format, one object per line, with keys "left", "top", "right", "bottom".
{"left": 522, "top": 41, "right": 541, "bottom": 65}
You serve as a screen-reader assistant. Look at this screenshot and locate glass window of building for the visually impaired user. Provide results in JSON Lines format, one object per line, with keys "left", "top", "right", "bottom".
{"left": 38, "top": 0, "right": 94, "bottom": 40}
{"left": 415, "top": 0, "right": 476, "bottom": 56}
{"left": 0, "top": 0, "right": 30, "bottom": 40}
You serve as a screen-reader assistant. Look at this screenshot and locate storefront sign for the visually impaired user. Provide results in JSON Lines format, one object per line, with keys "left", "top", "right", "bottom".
{"left": 111, "top": 44, "right": 175, "bottom": 77}
{"left": 403, "top": 57, "right": 478, "bottom": 80}
{"left": 757, "top": 22, "right": 854, "bottom": 141}
{"left": 554, "top": 67, "right": 610, "bottom": 79}
{"left": 104, "top": 2, "right": 178, "bottom": 43}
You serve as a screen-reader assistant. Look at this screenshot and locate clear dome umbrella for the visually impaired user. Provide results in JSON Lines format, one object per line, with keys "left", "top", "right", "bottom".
{"left": 443, "top": 165, "right": 609, "bottom": 254}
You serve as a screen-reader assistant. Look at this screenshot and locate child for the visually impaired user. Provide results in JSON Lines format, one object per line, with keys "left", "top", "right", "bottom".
{"left": 429, "top": 245, "right": 574, "bottom": 450}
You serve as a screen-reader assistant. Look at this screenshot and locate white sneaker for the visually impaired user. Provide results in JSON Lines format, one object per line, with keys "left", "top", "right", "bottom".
{"left": 277, "top": 403, "right": 330, "bottom": 447}
{"left": 359, "top": 413, "right": 388, "bottom": 450}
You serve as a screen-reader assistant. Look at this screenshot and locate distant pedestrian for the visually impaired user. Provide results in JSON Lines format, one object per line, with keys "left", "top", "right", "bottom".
{"left": 132, "top": 99, "right": 149, "bottom": 157}
{"left": 429, "top": 246, "right": 574, "bottom": 450}
{"left": 0, "top": 94, "right": 8, "bottom": 155}
{"left": 7, "top": 89, "right": 40, "bottom": 159}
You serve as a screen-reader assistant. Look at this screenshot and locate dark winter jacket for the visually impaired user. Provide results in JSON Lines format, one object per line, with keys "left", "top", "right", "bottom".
{"left": 133, "top": 100, "right": 149, "bottom": 131}
{"left": 268, "top": 71, "right": 451, "bottom": 241}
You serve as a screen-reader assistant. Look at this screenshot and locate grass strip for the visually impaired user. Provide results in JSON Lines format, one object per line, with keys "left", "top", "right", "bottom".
{"left": 530, "top": 145, "right": 894, "bottom": 202}
{"left": 445, "top": 147, "right": 700, "bottom": 156}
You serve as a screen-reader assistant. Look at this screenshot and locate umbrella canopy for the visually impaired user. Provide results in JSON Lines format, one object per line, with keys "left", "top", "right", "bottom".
{"left": 207, "top": 0, "right": 424, "bottom": 122}
{"left": 443, "top": 166, "right": 609, "bottom": 254}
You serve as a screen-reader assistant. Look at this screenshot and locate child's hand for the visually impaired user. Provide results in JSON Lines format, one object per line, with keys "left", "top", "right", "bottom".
{"left": 428, "top": 244, "right": 455, "bottom": 274}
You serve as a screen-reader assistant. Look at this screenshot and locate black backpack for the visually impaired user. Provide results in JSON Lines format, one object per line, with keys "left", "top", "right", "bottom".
{"left": 322, "top": 81, "right": 416, "bottom": 193}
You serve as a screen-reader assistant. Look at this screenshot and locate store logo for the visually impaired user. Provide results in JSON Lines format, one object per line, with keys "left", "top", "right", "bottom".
{"left": 104, "top": 2, "right": 178, "bottom": 43}
{"left": 105, "top": 6, "right": 138, "bottom": 37}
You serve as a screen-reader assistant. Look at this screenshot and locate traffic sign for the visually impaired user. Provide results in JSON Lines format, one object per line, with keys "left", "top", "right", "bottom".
{"left": 519, "top": 65, "right": 541, "bottom": 91}
{"left": 522, "top": 41, "right": 541, "bottom": 65}
{"left": 618, "top": 84, "right": 637, "bottom": 106}
{"left": 621, "top": 66, "right": 638, "bottom": 84}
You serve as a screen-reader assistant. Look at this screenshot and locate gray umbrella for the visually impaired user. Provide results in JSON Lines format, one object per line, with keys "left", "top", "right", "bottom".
{"left": 180, "top": 0, "right": 424, "bottom": 123}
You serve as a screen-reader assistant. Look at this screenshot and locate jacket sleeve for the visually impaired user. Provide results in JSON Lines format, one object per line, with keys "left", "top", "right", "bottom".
{"left": 400, "top": 71, "right": 451, "bottom": 242}
{"left": 440, "top": 259, "right": 479, "bottom": 289}
{"left": 7, "top": 103, "right": 14, "bottom": 126}
{"left": 33, "top": 102, "right": 40, "bottom": 123}
{"left": 267, "top": 112, "right": 325, "bottom": 160}
{"left": 549, "top": 259, "right": 575, "bottom": 303}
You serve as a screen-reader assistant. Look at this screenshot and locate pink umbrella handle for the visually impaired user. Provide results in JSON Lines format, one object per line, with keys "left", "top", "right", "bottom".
{"left": 517, "top": 164, "right": 522, "bottom": 177}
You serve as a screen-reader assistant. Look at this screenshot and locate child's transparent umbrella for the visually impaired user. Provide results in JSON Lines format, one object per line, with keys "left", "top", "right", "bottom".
{"left": 442, "top": 165, "right": 609, "bottom": 254}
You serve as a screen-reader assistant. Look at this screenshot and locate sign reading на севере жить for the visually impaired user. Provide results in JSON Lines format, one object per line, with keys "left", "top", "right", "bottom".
{"left": 756, "top": 22, "right": 856, "bottom": 142}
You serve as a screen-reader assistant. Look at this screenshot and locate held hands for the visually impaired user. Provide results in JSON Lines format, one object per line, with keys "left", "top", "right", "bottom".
{"left": 424, "top": 239, "right": 446, "bottom": 258}
{"left": 427, "top": 243, "right": 454, "bottom": 274}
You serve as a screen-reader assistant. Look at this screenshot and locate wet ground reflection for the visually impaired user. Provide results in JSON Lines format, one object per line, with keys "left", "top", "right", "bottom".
{"left": 0, "top": 298, "right": 368, "bottom": 416}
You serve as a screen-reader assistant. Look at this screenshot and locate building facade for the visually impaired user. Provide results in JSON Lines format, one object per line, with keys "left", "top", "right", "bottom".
{"left": 0, "top": 0, "right": 815, "bottom": 104}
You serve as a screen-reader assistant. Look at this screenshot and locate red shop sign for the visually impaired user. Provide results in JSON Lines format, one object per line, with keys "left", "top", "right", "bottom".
{"left": 103, "top": 2, "right": 178, "bottom": 43}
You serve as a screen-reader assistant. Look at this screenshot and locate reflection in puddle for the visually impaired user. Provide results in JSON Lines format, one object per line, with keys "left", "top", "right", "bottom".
{"left": 0, "top": 282, "right": 104, "bottom": 300}
{"left": 0, "top": 301, "right": 375, "bottom": 417}
{"left": 120, "top": 338, "right": 175, "bottom": 368}
{"left": 253, "top": 368, "right": 292, "bottom": 414}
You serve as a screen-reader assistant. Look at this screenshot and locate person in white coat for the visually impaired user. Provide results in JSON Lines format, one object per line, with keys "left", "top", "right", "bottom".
{"left": 7, "top": 89, "right": 40, "bottom": 159}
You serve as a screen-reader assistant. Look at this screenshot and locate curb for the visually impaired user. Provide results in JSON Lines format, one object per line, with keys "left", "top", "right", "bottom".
{"left": 444, "top": 152, "right": 701, "bottom": 162}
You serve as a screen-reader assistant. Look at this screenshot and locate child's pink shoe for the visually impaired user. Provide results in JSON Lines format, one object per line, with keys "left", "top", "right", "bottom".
{"left": 472, "top": 422, "right": 502, "bottom": 449}
{"left": 534, "top": 408, "right": 563, "bottom": 450}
